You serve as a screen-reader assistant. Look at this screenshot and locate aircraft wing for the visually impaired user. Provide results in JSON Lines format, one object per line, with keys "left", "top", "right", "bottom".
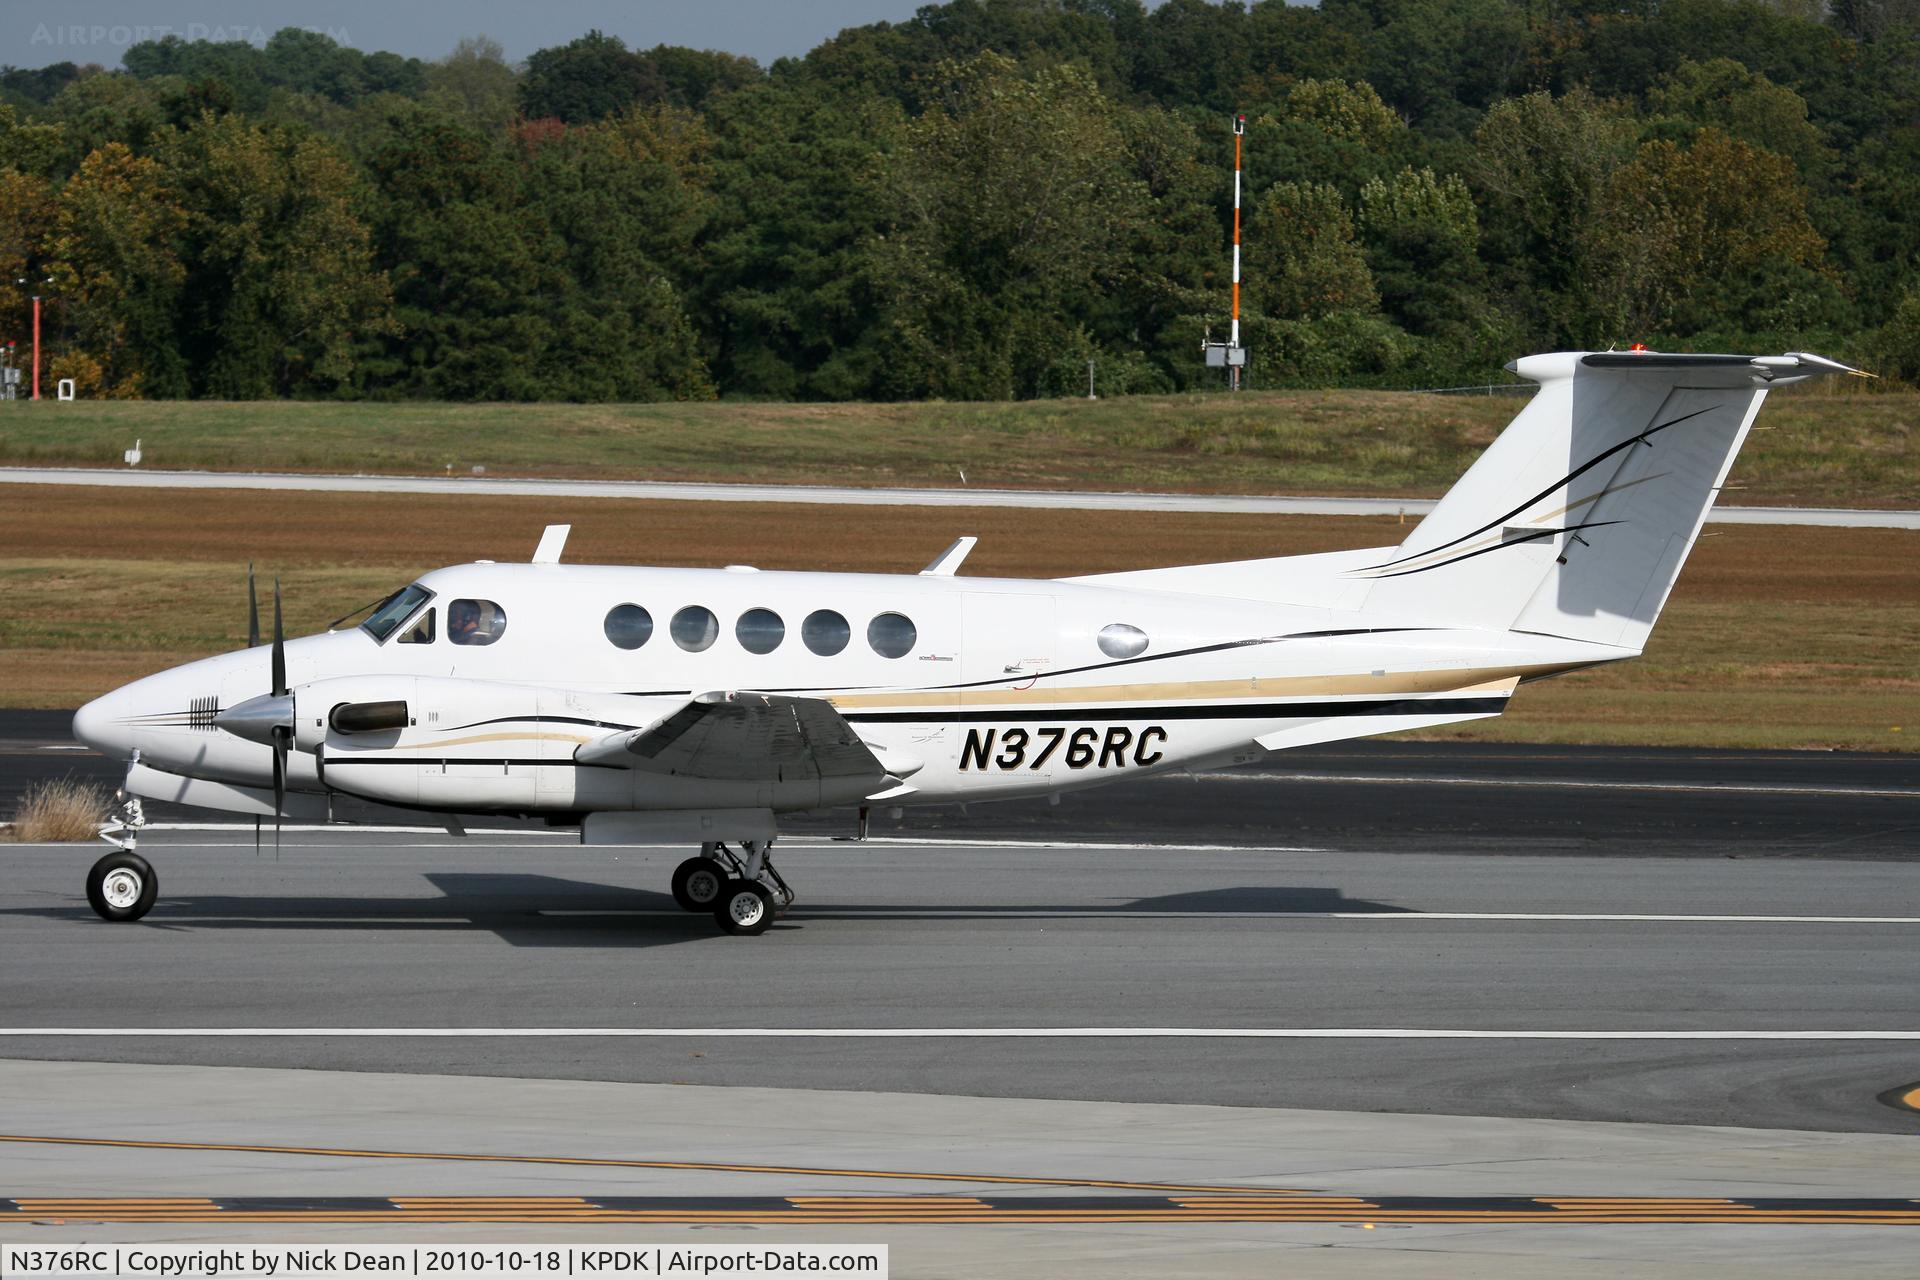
{"left": 576, "top": 691, "right": 909, "bottom": 782}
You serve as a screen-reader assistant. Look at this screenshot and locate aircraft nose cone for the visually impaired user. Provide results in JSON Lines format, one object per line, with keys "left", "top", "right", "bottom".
{"left": 214, "top": 692, "right": 295, "bottom": 747}
{"left": 72, "top": 688, "right": 134, "bottom": 756}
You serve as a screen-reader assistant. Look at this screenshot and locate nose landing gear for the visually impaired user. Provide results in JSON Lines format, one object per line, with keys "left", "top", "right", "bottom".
{"left": 669, "top": 839, "right": 792, "bottom": 936}
{"left": 89, "top": 761, "right": 157, "bottom": 922}
{"left": 87, "top": 850, "right": 158, "bottom": 922}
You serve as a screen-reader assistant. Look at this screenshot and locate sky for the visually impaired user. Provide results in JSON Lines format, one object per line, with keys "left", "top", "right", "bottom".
{"left": 4, "top": 0, "right": 937, "bottom": 71}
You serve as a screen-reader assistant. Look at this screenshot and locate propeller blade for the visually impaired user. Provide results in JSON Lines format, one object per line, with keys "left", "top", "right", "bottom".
{"left": 271, "top": 578, "right": 286, "bottom": 698}
{"left": 246, "top": 563, "right": 260, "bottom": 650}
{"left": 272, "top": 729, "right": 287, "bottom": 817}
{"left": 272, "top": 731, "right": 285, "bottom": 858}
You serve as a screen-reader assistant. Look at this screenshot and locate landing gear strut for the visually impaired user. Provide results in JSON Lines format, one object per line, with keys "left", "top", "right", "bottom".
{"left": 670, "top": 839, "right": 793, "bottom": 937}
{"left": 88, "top": 757, "right": 156, "bottom": 922}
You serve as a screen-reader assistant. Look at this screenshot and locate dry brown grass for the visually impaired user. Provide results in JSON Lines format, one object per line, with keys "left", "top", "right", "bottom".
{"left": 1, "top": 778, "right": 109, "bottom": 842}
{"left": 2, "top": 484, "right": 1914, "bottom": 749}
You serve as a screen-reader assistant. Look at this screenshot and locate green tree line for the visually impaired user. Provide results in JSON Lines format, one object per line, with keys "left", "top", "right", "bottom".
{"left": 3, "top": 0, "right": 1919, "bottom": 401}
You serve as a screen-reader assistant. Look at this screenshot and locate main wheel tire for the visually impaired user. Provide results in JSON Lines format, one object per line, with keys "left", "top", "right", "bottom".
{"left": 671, "top": 857, "right": 727, "bottom": 912}
{"left": 87, "top": 851, "right": 157, "bottom": 922}
{"left": 714, "top": 879, "right": 774, "bottom": 937}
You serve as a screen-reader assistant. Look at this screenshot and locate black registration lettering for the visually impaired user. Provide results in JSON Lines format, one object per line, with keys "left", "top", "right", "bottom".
{"left": 960, "top": 728, "right": 995, "bottom": 771}
{"left": 1064, "top": 727, "right": 1099, "bottom": 769}
{"left": 964, "top": 724, "right": 1167, "bottom": 771}
{"left": 1134, "top": 726, "right": 1167, "bottom": 766}
{"left": 1030, "top": 727, "right": 1066, "bottom": 768}
{"left": 995, "top": 728, "right": 1030, "bottom": 768}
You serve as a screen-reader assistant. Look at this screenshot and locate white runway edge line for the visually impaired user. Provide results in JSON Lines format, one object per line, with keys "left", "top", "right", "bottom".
{"left": 7, "top": 1028, "right": 1920, "bottom": 1041}
{"left": 4, "top": 467, "right": 1917, "bottom": 529}
{"left": 529, "top": 909, "right": 1920, "bottom": 924}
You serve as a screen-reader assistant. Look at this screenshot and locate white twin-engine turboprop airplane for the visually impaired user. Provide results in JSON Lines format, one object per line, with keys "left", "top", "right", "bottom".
{"left": 71, "top": 350, "right": 1861, "bottom": 933}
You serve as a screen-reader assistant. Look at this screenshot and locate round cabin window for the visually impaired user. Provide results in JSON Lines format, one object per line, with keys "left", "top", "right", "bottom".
{"left": 604, "top": 604, "right": 653, "bottom": 650}
{"left": 803, "top": 609, "right": 851, "bottom": 656}
{"left": 671, "top": 605, "right": 719, "bottom": 652}
{"left": 867, "top": 611, "right": 917, "bottom": 659}
{"left": 736, "top": 607, "right": 785, "bottom": 655}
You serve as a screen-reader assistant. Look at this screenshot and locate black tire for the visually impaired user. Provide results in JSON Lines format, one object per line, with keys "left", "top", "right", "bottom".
{"left": 87, "top": 851, "right": 157, "bottom": 922}
{"left": 671, "top": 857, "right": 727, "bottom": 912}
{"left": 714, "top": 879, "right": 774, "bottom": 937}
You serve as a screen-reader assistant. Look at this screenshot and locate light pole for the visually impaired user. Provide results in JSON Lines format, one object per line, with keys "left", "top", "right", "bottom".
{"left": 1230, "top": 112, "right": 1244, "bottom": 392}
{"left": 1200, "top": 115, "right": 1249, "bottom": 388}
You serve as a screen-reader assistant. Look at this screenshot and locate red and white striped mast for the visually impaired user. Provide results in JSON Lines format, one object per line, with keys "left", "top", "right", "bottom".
{"left": 1230, "top": 112, "right": 1244, "bottom": 391}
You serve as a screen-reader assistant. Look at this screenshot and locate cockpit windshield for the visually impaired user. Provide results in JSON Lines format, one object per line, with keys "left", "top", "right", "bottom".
{"left": 360, "top": 584, "right": 435, "bottom": 643}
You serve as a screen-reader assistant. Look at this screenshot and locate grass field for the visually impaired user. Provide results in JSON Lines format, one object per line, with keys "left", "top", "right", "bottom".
{"left": 3, "top": 485, "right": 1913, "bottom": 751}
{"left": 0, "top": 383, "right": 1913, "bottom": 508}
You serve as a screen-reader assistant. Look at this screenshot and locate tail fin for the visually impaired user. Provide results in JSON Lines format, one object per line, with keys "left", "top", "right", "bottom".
{"left": 1354, "top": 351, "right": 1859, "bottom": 649}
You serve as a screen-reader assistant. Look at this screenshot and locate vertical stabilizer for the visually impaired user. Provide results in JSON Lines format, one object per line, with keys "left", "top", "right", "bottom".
{"left": 1351, "top": 351, "right": 1857, "bottom": 649}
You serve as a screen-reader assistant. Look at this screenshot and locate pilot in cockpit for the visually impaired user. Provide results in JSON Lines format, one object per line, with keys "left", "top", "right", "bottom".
{"left": 449, "top": 599, "right": 481, "bottom": 644}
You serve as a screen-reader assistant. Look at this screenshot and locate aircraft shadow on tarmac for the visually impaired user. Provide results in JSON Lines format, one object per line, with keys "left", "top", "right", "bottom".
{"left": 5, "top": 874, "right": 1407, "bottom": 947}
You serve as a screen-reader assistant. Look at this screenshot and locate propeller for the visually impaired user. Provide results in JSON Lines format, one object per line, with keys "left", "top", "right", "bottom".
{"left": 269, "top": 577, "right": 288, "bottom": 831}
{"left": 246, "top": 562, "right": 260, "bottom": 650}
{"left": 213, "top": 573, "right": 293, "bottom": 852}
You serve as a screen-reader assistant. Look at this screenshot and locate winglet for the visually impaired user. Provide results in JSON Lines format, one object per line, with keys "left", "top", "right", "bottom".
{"left": 532, "top": 524, "right": 571, "bottom": 565}
{"left": 920, "top": 536, "right": 977, "bottom": 577}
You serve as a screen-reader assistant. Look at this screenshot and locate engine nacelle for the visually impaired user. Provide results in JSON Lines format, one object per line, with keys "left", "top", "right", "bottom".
{"left": 303, "top": 676, "right": 663, "bottom": 811}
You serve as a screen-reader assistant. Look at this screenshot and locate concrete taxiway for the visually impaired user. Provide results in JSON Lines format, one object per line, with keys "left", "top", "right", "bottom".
{"left": 4, "top": 1060, "right": 1919, "bottom": 1277}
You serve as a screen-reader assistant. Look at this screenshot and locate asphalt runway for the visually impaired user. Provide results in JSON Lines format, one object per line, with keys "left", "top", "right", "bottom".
{"left": 5, "top": 466, "right": 1918, "bottom": 527}
{"left": 7, "top": 722, "right": 1919, "bottom": 1271}
{"left": 5, "top": 720, "right": 1917, "bottom": 1128}
{"left": 3, "top": 825, "right": 1918, "bottom": 1134}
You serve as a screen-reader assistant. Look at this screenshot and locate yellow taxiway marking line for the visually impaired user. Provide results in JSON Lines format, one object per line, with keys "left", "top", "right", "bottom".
{"left": 788, "top": 1198, "right": 991, "bottom": 1206}
{"left": 0, "top": 1134, "right": 1298, "bottom": 1195}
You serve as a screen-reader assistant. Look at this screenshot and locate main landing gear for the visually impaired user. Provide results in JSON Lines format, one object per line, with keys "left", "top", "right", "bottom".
{"left": 88, "top": 774, "right": 156, "bottom": 922}
{"left": 670, "top": 839, "right": 793, "bottom": 937}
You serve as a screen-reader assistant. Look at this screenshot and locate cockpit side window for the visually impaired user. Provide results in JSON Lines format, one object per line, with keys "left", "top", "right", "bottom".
{"left": 398, "top": 608, "right": 436, "bottom": 645}
{"left": 449, "top": 598, "right": 508, "bottom": 646}
{"left": 361, "top": 584, "right": 434, "bottom": 643}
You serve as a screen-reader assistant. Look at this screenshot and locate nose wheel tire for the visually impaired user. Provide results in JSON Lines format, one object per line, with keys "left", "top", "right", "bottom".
{"left": 87, "top": 851, "right": 157, "bottom": 922}
{"left": 714, "top": 879, "right": 774, "bottom": 937}
{"left": 671, "top": 857, "right": 727, "bottom": 912}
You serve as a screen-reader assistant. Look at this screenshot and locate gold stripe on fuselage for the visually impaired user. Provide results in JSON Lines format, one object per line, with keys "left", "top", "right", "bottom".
{"left": 348, "top": 667, "right": 1546, "bottom": 753}
{"left": 827, "top": 665, "right": 1549, "bottom": 713}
